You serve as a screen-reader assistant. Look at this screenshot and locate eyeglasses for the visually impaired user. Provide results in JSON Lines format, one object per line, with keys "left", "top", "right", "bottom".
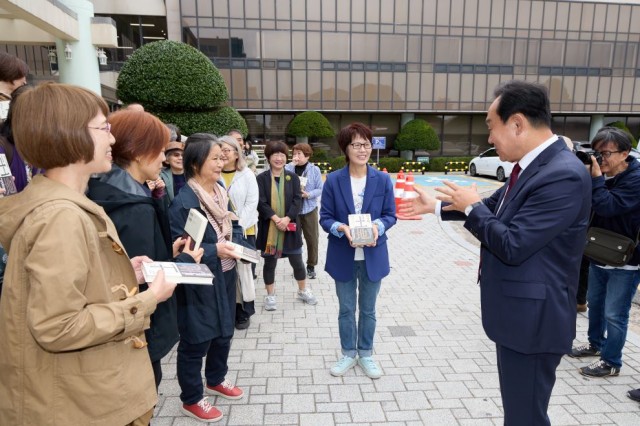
{"left": 221, "top": 148, "right": 235, "bottom": 154}
{"left": 594, "top": 150, "right": 623, "bottom": 159}
{"left": 350, "top": 142, "right": 372, "bottom": 150}
{"left": 89, "top": 123, "right": 111, "bottom": 133}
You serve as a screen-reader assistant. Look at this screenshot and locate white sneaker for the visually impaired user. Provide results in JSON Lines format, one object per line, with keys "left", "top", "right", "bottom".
{"left": 297, "top": 288, "right": 317, "bottom": 305}
{"left": 264, "top": 294, "right": 277, "bottom": 311}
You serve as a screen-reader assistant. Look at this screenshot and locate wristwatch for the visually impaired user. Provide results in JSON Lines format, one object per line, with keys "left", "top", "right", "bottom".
{"left": 464, "top": 201, "right": 483, "bottom": 216}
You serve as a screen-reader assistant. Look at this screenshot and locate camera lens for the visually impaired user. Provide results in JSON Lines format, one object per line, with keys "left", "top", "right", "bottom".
{"left": 575, "top": 151, "right": 592, "bottom": 165}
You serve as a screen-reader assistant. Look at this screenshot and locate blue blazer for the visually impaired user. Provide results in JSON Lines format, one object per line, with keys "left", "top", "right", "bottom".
{"left": 444, "top": 140, "right": 591, "bottom": 354}
{"left": 320, "top": 165, "right": 397, "bottom": 282}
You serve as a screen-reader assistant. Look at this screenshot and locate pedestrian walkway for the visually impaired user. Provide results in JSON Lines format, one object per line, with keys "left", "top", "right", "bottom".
{"left": 152, "top": 177, "right": 640, "bottom": 425}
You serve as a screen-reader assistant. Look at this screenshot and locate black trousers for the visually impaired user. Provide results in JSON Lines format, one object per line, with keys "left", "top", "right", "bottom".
{"left": 496, "top": 344, "right": 562, "bottom": 426}
{"left": 577, "top": 256, "right": 590, "bottom": 305}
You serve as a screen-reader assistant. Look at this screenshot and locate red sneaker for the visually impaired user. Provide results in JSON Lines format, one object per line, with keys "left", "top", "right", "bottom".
{"left": 205, "top": 378, "right": 244, "bottom": 400}
{"left": 181, "top": 398, "right": 223, "bottom": 422}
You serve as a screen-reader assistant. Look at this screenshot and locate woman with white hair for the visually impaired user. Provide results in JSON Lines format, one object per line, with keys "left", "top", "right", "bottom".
{"left": 219, "top": 134, "right": 259, "bottom": 329}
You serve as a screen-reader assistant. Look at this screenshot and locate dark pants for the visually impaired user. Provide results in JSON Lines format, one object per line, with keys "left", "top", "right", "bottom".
{"left": 177, "top": 268, "right": 236, "bottom": 405}
{"left": 177, "top": 335, "right": 232, "bottom": 405}
{"left": 577, "top": 256, "right": 590, "bottom": 305}
{"left": 263, "top": 253, "right": 306, "bottom": 284}
{"left": 496, "top": 344, "right": 562, "bottom": 426}
{"left": 299, "top": 207, "right": 319, "bottom": 267}
{"left": 151, "top": 359, "right": 162, "bottom": 391}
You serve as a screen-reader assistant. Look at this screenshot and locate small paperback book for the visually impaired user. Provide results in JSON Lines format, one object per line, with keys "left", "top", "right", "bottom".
{"left": 183, "top": 208, "right": 208, "bottom": 251}
{"left": 298, "top": 175, "right": 308, "bottom": 190}
{"left": 0, "top": 153, "right": 17, "bottom": 196}
{"left": 142, "top": 262, "right": 214, "bottom": 285}
{"left": 229, "top": 242, "right": 261, "bottom": 264}
{"left": 348, "top": 213, "right": 375, "bottom": 246}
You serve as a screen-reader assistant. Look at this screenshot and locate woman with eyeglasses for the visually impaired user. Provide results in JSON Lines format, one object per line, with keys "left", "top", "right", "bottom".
{"left": 87, "top": 109, "right": 203, "bottom": 392}
{"left": 569, "top": 127, "right": 640, "bottom": 381}
{"left": 0, "top": 83, "right": 176, "bottom": 425}
{"left": 256, "top": 140, "right": 317, "bottom": 311}
{"left": 219, "top": 134, "right": 259, "bottom": 329}
{"left": 319, "top": 122, "right": 396, "bottom": 379}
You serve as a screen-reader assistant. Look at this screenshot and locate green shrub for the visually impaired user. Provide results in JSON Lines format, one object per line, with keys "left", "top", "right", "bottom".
{"left": 428, "top": 156, "right": 474, "bottom": 172}
{"left": 605, "top": 121, "right": 638, "bottom": 148}
{"left": 287, "top": 111, "right": 335, "bottom": 138}
{"left": 155, "top": 107, "right": 248, "bottom": 136}
{"left": 394, "top": 119, "right": 440, "bottom": 152}
{"left": 310, "top": 148, "right": 330, "bottom": 163}
{"left": 379, "top": 157, "right": 405, "bottom": 173}
{"left": 328, "top": 155, "right": 346, "bottom": 171}
{"left": 117, "top": 40, "right": 227, "bottom": 110}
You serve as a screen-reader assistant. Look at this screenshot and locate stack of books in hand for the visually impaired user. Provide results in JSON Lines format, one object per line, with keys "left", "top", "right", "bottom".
{"left": 349, "top": 213, "right": 375, "bottom": 246}
{"left": 142, "top": 262, "right": 214, "bottom": 285}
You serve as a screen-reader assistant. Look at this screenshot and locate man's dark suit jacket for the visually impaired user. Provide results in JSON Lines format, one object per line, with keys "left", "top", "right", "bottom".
{"left": 443, "top": 139, "right": 591, "bottom": 354}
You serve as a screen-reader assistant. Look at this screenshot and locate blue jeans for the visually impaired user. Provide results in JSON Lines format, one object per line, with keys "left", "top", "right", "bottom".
{"left": 587, "top": 265, "right": 640, "bottom": 369}
{"left": 334, "top": 261, "right": 381, "bottom": 358}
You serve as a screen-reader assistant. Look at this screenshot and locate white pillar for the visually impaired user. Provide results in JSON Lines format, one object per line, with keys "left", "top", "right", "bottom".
{"left": 590, "top": 114, "right": 604, "bottom": 141}
{"left": 401, "top": 113, "right": 414, "bottom": 127}
{"left": 56, "top": 0, "right": 101, "bottom": 94}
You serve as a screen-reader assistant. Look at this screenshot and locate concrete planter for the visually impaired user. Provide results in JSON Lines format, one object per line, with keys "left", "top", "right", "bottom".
{"left": 400, "top": 150, "right": 413, "bottom": 161}
{"left": 296, "top": 136, "right": 309, "bottom": 144}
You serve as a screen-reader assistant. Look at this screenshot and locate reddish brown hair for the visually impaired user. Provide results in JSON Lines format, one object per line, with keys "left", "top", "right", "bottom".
{"left": 12, "top": 82, "right": 108, "bottom": 169}
{"left": 292, "top": 143, "right": 313, "bottom": 158}
{"left": 108, "top": 110, "right": 170, "bottom": 168}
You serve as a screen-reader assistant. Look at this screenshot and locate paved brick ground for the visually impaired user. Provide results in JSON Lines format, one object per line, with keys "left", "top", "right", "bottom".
{"left": 152, "top": 175, "right": 640, "bottom": 425}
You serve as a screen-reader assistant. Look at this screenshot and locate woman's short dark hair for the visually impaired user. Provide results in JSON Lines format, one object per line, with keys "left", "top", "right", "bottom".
{"left": 337, "top": 123, "right": 372, "bottom": 162}
{"left": 12, "top": 82, "right": 108, "bottom": 169}
{"left": 591, "top": 127, "right": 632, "bottom": 153}
{"left": 183, "top": 133, "right": 221, "bottom": 180}
{"left": 264, "top": 140, "right": 289, "bottom": 159}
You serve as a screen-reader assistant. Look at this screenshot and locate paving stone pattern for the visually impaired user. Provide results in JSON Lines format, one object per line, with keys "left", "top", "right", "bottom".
{"left": 153, "top": 178, "right": 640, "bottom": 425}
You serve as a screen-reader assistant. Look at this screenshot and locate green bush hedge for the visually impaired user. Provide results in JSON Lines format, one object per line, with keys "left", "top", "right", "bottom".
{"left": 394, "top": 119, "right": 440, "bottom": 152}
{"left": 117, "top": 41, "right": 227, "bottom": 110}
{"left": 328, "top": 155, "right": 346, "bottom": 171}
{"left": 310, "top": 149, "right": 330, "bottom": 163}
{"left": 379, "top": 157, "right": 405, "bottom": 173}
{"left": 287, "top": 111, "right": 335, "bottom": 138}
{"left": 155, "top": 107, "right": 248, "bottom": 136}
{"left": 428, "top": 156, "right": 474, "bottom": 172}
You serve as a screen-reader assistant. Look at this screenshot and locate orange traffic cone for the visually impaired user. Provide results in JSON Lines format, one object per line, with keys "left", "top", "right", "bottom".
{"left": 394, "top": 170, "right": 405, "bottom": 211}
{"left": 397, "top": 173, "right": 423, "bottom": 220}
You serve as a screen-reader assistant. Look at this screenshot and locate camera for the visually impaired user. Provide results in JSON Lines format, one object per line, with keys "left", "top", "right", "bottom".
{"left": 576, "top": 150, "right": 602, "bottom": 165}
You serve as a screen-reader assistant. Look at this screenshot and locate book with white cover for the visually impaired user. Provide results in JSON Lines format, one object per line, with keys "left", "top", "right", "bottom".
{"left": 0, "top": 153, "right": 17, "bottom": 196}
{"left": 299, "top": 175, "right": 308, "bottom": 190}
{"left": 183, "top": 208, "right": 208, "bottom": 251}
{"left": 228, "top": 241, "right": 261, "bottom": 264}
{"left": 142, "top": 261, "right": 214, "bottom": 285}
{"left": 348, "top": 213, "right": 375, "bottom": 246}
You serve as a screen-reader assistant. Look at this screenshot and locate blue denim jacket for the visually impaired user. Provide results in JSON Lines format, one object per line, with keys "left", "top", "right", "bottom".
{"left": 285, "top": 161, "right": 323, "bottom": 215}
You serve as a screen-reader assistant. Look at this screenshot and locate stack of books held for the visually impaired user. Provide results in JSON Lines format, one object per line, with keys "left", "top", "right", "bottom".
{"left": 349, "top": 213, "right": 376, "bottom": 246}
{"left": 0, "top": 154, "right": 17, "bottom": 196}
{"left": 142, "top": 262, "right": 215, "bottom": 285}
{"left": 229, "top": 242, "right": 261, "bottom": 264}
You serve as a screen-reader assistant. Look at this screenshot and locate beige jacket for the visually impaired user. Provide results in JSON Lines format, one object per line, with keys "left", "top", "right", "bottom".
{"left": 0, "top": 175, "right": 158, "bottom": 425}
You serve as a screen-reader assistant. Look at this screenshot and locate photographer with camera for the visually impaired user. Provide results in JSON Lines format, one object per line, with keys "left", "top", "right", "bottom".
{"left": 569, "top": 127, "right": 640, "bottom": 379}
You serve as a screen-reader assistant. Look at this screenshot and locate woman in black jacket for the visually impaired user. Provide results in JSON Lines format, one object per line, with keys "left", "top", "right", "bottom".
{"left": 256, "top": 141, "right": 317, "bottom": 311}
{"left": 87, "top": 109, "right": 202, "bottom": 390}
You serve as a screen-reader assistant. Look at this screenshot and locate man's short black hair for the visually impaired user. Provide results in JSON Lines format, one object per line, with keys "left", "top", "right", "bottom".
{"left": 493, "top": 80, "right": 551, "bottom": 128}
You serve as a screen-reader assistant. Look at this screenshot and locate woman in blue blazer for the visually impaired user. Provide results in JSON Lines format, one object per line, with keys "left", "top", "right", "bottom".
{"left": 319, "top": 123, "right": 396, "bottom": 379}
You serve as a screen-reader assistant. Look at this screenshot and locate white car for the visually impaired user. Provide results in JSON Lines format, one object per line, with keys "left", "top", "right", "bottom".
{"left": 469, "top": 148, "right": 515, "bottom": 182}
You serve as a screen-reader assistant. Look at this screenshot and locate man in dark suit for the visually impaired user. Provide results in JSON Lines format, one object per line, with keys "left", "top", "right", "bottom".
{"left": 400, "top": 80, "right": 591, "bottom": 425}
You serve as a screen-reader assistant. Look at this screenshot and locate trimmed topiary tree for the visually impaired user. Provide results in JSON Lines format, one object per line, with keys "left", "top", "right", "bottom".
{"left": 286, "top": 111, "right": 335, "bottom": 141}
{"left": 605, "top": 121, "right": 638, "bottom": 148}
{"left": 116, "top": 40, "right": 246, "bottom": 136}
{"left": 394, "top": 119, "right": 440, "bottom": 155}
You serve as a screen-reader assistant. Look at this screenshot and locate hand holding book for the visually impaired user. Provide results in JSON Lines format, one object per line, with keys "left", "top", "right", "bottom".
{"left": 173, "top": 236, "right": 204, "bottom": 263}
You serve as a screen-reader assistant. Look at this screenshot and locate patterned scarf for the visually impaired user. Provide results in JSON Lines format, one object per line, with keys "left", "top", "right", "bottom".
{"left": 264, "top": 171, "right": 286, "bottom": 258}
{"left": 187, "top": 178, "right": 235, "bottom": 241}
